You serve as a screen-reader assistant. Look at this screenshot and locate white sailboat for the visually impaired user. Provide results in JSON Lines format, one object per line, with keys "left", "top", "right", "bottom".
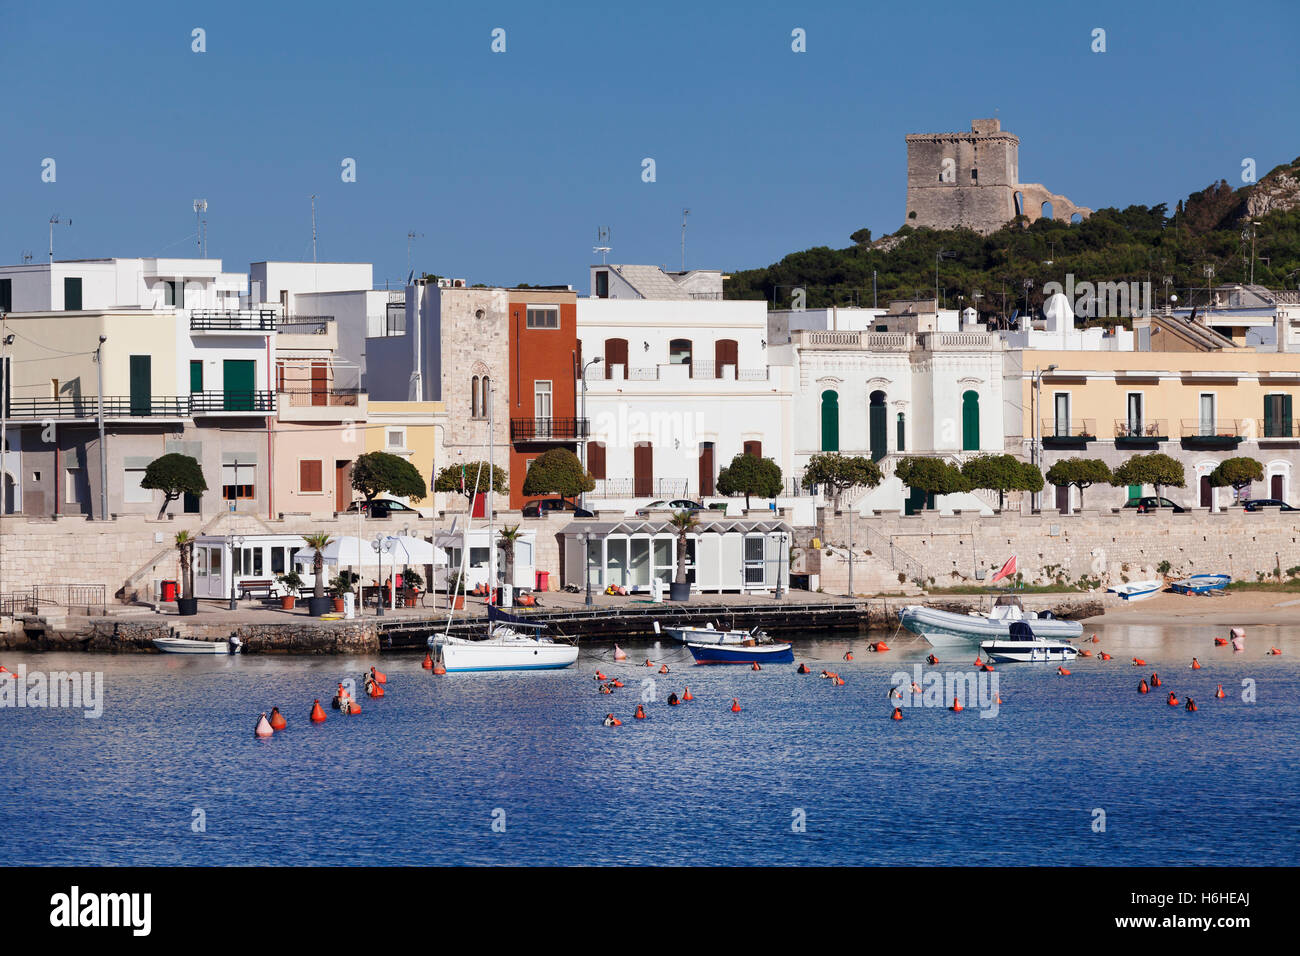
{"left": 426, "top": 381, "right": 579, "bottom": 673}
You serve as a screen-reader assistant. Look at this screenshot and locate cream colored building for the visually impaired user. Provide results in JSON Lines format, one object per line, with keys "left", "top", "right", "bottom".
{"left": 363, "top": 401, "right": 446, "bottom": 515}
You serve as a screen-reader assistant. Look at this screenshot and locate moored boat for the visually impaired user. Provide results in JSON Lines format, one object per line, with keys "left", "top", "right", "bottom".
{"left": 429, "top": 606, "right": 578, "bottom": 672}
{"left": 686, "top": 640, "right": 794, "bottom": 665}
{"left": 980, "top": 622, "right": 1080, "bottom": 663}
{"left": 900, "top": 595, "right": 1083, "bottom": 647}
{"left": 654, "top": 620, "right": 765, "bottom": 645}
{"left": 1168, "top": 573, "right": 1230, "bottom": 595}
{"left": 1106, "top": 579, "right": 1164, "bottom": 601}
{"left": 152, "top": 637, "right": 235, "bottom": 655}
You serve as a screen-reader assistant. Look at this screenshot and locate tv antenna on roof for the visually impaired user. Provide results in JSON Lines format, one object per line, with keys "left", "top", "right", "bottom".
{"left": 49, "top": 215, "right": 71, "bottom": 263}
{"left": 680, "top": 209, "right": 690, "bottom": 271}
{"left": 593, "top": 226, "right": 611, "bottom": 264}
{"left": 193, "top": 199, "right": 208, "bottom": 257}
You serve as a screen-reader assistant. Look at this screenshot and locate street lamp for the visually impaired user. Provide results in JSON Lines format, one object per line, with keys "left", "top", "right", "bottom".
{"left": 228, "top": 532, "right": 245, "bottom": 610}
{"left": 584, "top": 531, "right": 593, "bottom": 607}
{"left": 372, "top": 535, "right": 393, "bottom": 616}
{"left": 1031, "top": 364, "right": 1058, "bottom": 512}
{"left": 580, "top": 356, "right": 601, "bottom": 511}
{"left": 95, "top": 334, "right": 107, "bottom": 520}
{"left": 774, "top": 532, "right": 787, "bottom": 600}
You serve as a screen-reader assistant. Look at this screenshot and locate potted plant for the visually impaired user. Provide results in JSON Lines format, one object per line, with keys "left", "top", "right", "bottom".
{"left": 668, "top": 510, "right": 699, "bottom": 601}
{"left": 403, "top": 568, "right": 424, "bottom": 607}
{"left": 277, "top": 571, "right": 303, "bottom": 610}
{"left": 447, "top": 571, "right": 465, "bottom": 610}
{"left": 330, "top": 571, "right": 359, "bottom": 613}
{"left": 175, "top": 530, "right": 199, "bottom": 616}
{"left": 303, "top": 532, "right": 334, "bottom": 616}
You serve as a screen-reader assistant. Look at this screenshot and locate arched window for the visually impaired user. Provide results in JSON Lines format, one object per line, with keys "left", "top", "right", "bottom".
{"left": 481, "top": 375, "right": 491, "bottom": 416}
{"left": 471, "top": 375, "right": 481, "bottom": 418}
{"left": 820, "top": 390, "right": 839, "bottom": 451}
{"left": 961, "top": 390, "right": 980, "bottom": 450}
{"left": 869, "top": 390, "right": 887, "bottom": 462}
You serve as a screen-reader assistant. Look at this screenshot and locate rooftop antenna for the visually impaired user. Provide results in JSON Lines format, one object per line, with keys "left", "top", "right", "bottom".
{"left": 407, "top": 230, "right": 424, "bottom": 277}
{"left": 310, "top": 195, "right": 318, "bottom": 263}
{"left": 21, "top": 251, "right": 33, "bottom": 264}
{"left": 193, "top": 199, "right": 208, "bottom": 257}
{"left": 593, "top": 226, "right": 611, "bottom": 264}
{"left": 680, "top": 208, "right": 690, "bottom": 271}
{"left": 49, "top": 215, "right": 71, "bottom": 263}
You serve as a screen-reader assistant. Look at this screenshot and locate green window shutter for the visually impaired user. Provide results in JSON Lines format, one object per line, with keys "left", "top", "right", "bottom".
{"left": 961, "top": 391, "right": 980, "bottom": 451}
{"left": 1264, "top": 394, "right": 1276, "bottom": 437}
{"left": 896, "top": 413, "right": 905, "bottom": 452}
{"left": 1284, "top": 394, "right": 1294, "bottom": 437}
{"left": 129, "top": 355, "right": 151, "bottom": 416}
{"left": 820, "top": 391, "right": 839, "bottom": 452}
{"left": 223, "top": 359, "right": 256, "bottom": 411}
{"left": 190, "top": 360, "right": 203, "bottom": 393}
{"left": 64, "top": 277, "right": 82, "bottom": 311}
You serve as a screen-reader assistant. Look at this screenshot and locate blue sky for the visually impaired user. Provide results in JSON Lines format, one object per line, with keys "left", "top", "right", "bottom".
{"left": 2, "top": 0, "right": 1296, "bottom": 293}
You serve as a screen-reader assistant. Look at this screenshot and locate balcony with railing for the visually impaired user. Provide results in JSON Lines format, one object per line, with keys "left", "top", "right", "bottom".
{"left": 189, "top": 309, "right": 278, "bottom": 333}
{"left": 1041, "top": 419, "right": 1097, "bottom": 446}
{"left": 276, "top": 387, "right": 365, "bottom": 421}
{"left": 190, "top": 390, "right": 276, "bottom": 415}
{"left": 1113, "top": 418, "right": 1169, "bottom": 444}
{"left": 2, "top": 390, "right": 275, "bottom": 419}
{"left": 589, "top": 364, "right": 770, "bottom": 383}
{"left": 1257, "top": 418, "right": 1299, "bottom": 441}
{"left": 1180, "top": 419, "right": 1245, "bottom": 447}
{"left": 510, "top": 417, "right": 590, "bottom": 443}
{"left": 793, "top": 330, "right": 1002, "bottom": 352}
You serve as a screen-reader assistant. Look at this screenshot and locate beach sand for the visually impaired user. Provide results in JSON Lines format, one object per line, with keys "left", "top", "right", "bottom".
{"left": 1089, "top": 589, "right": 1300, "bottom": 627}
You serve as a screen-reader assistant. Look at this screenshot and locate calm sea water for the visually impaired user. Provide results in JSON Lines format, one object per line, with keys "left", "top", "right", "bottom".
{"left": 1, "top": 622, "right": 1297, "bottom": 866}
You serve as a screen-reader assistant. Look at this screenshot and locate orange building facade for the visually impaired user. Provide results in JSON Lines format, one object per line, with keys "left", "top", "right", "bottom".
{"left": 506, "top": 289, "right": 583, "bottom": 508}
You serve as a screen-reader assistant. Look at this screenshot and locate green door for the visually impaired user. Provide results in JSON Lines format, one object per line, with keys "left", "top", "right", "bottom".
{"left": 820, "top": 391, "right": 839, "bottom": 451}
{"left": 223, "top": 360, "right": 255, "bottom": 411}
{"left": 1127, "top": 484, "right": 1142, "bottom": 501}
{"left": 869, "top": 391, "right": 887, "bottom": 462}
{"left": 962, "top": 390, "right": 980, "bottom": 451}
{"left": 129, "top": 355, "right": 151, "bottom": 416}
{"left": 190, "top": 360, "right": 203, "bottom": 394}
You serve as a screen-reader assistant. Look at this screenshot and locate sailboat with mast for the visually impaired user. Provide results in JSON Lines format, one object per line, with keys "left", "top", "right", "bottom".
{"left": 426, "top": 381, "right": 579, "bottom": 672}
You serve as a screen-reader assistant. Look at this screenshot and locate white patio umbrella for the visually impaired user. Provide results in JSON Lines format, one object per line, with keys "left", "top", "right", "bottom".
{"left": 294, "top": 535, "right": 384, "bottom": 570}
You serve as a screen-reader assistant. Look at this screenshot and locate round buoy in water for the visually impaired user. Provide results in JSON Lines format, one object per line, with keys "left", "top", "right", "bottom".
{"left": 634, "top": 704, "right": 647, "bottom": 720}
{"left": 1166, "top": 692, "right": 1179, "bottom": 707}
{"left": 1132, "top": 658, "right": 1146, "bottom": 666}
{"left": 254, "top": 714, "right": 274, "bottom": 738}
{"left": 683, "top": 687, "right": 694, "bottom": 701}
{"left": 891, "top": 707, "right": 903, "bottom": 721}
{"left": 844, "top": 651, "right": 854, "bottom": 661}
{"left": 659, "top": 664, "right": 669, "bottom": 674}
{"left": 367, "top": 681, "right": 384, "bottom": 698}
{"left": 310, "top": 700, "right": 327, "bottom": 723}
{"left": 1099, "top": 652, "right": 1112, "bottom": 661}
{"left": 594, "top": 671, "right": 607, "bottom": 681}
{"left": 730, "top": 698, "right": 741, "bottom": 713}
{"left": 1151, "top": 673, "right": 1161, "bottom": 687}
{"left": 1191, "top": 658, "right": 1201, "bottom": 670}
{"left": 371, "top": 667, "right": 387, "bottom": 684}
{"left": 613, "top": 644, "right": 627, "bottom": 661}
{"left": 1185, "top": 698, "right": 1197, "bottom": 712}
{"left": 1268, "top": 647, "right": 1282, "bottom": 656}
{"left": 926, "top": 654, "right": 938, "bottom": 665}
{"left": 1057, "top": 666, "right": 1071, "bottom": 676}
{"left": 433, "top": 662, "right": 446, "bottom": 675}
{"left": 422, "top": 653, "right": 433, "bottom": 670}
{"left": 950, "top": 697, "right": 963, "bottom": 713}
{"left": 269, "top": 707, "right": 286, "bottom": 731}
{"left": 644, "top": 659, "right": 653, "bottom": 668}
{"left": 603, "top": 714, "right": 622, "bottom": 727}
{"left": 612, "top": 679, "right": 624, "bottom": 688}
{"left": 1138, "top": 679, "right": 1149, "bottom": 694}
{"left": 797, "top": 663, "right": 811, "bottom": 674}
{"left": 1215, "top": 684, "right": 1226, "bottom": 699}
{"left": 751, "top": 662, "right": 761, "bottom": 672}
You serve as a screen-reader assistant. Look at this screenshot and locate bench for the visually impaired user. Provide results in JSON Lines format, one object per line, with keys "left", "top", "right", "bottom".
{"left": 238, "top": 579, "right": 276, "bottom": 601}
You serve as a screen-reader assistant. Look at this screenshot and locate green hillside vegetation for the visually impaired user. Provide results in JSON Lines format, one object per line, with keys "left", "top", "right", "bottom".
{"left": 725, "top": 159, "right": 1300, "bottom": 318}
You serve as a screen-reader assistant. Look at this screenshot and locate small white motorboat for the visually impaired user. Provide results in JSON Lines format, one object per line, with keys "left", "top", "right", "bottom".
{"left": 980, "top": 622, "right": 1079, "bottom": 663}
{"left": 653, "top": 620, "right": 764, "bottom": 645}
{"left": 900, "top": 595, "right": 1083, "bottom": 648}
{"left": 428, "top": 607, "right": 578, "bottom": 672}
{"left": 152, "top": 636, "right": 237, "bottom": 655}
{"left": 1106, "top": 579, "right": 1164, "bottom": 601}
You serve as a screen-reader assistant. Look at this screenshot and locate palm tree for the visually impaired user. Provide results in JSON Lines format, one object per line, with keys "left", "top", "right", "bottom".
{"left": 498, "top": 525, "right": 522, "bottom": 587}
{"left": 174, "top": 530, "right": 194, "bottom": 600}
{"left": 668, "top": 510, "right": 699, "bottom": 587}
{"left": 303, "top": 532, "right": 333, "bottom": 600}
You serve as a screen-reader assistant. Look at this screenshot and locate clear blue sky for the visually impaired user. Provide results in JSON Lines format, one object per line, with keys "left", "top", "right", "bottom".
{"left": 2, "top": 0, "right": 1296, "bottom": 293}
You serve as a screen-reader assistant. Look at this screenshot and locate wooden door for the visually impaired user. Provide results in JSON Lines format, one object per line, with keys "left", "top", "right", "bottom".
{"left": 336, "top": 460, "right": 352, "bottom": 512}
{"left": 634, "top": 442, "right": 653, "bottom": 497}
{"left": 311, "top": 362, "right": 328, "bottom": 406}
{"left": 698, "top": 442, "right": 715, "bottom": 496}
{"left": 714, "top": 339, "right": 738, "bottom": 378}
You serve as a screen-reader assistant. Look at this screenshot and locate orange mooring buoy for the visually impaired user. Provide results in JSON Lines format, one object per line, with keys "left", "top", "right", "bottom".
{"left": 370, "top": 666, "right": 387, "bottom": 684}
{"left": 310, "top": 699, "right": 327, "bottom": 723}
{"left": 950, "top": 696, "right": 963, "bottom": 713}
{"left": 659, "top": 664, "right": 670, "bottom": 674}
{"left": 1057, "top": 666, "right": 1071, "bottom": 676}
{"left": 603, "top": 714, "right": 622, "bottom": 727}
{"left": 1091, "top": 634, "right": 1100, "bottom": 643}
{"left": 1215, "top": 684, "right": 1226, "bottom": 699}
{"left": 1268, "top": 647, "right": 1282, "bottom": 656}
{"left": 422, "top": 652, "right": 433, "bottom": 669}
{"left": 1079, "top": 649, "right": 1093, "bottom": 657}
{"left": 981, "top": 663, "right": 995, "bottom": 672}
{"left": 797, "top": 663, "right": 811, "bottom": 674}
{"left": 634, "top": 704, "right": 647, "bottom": 720}
{"left": 683, "top": 687, "right": 694, "bottom": 701}
{"left": 1151, "top": 673, "right": 1161, "bottom": 687}
{"left": 973, "top": 655, "right": 983, "bottom": 666}
{"left": 612, "top": 678, "right": 624, "bottom": 688}
{"left": 1185, "top": 698, "right": 1198, "bottom": 712}
{"left": 599, "top": 683, "right": 612, "bottom": 694}
{"left": 1214, "top": 636, "right": 1228, "bottom": 646}
{"left": 269, "top": 707, "right": 286, "bottom": 731}
{"left": 594, "top": 671, "right": 607, "bottom": 681}
{"left": 872, "top": 642, "right": 889, "bottom": 653}
{"left": 730, "top": 698, "right": 742, "bottom": 713}
{"left": 891, "top": 707, "right": 903, "bottom": 720}
{"left": 926, "top": 654, "right": 938, "bottom": 665}
{"left": 1191, "top": 658, "right": 1202, "bottom": 670}
{"left": 1167, "top": 691, "right": 1180, "bottom": 707}
{"left": 254, "top": 714, "right": 274, "bottom": 738}
{"left": 1099, "top": 652, "right": 1112, "bottom": 661}
{"left": 844, "top": 651, "right": 854, "bottom": 661}
{"left": 433, "top": 660, "right": 446, "bottom": 675}
{"left": 833, "top": 675, "right": 845, "bottom": 686}
{"left": 366, "top": 679, "right": 384, "bottom": 698}
{"left": 751, "top": 662, "right": 761, "bottom": 671}
{"left": 1138, "top": 679, "right": 1149, "bottom": 694}
{"left": 644, "top": 659, "right": 653, "bottom": 668}
{"left": 1132, "top": 658, "right": 1146, "bottom": 666}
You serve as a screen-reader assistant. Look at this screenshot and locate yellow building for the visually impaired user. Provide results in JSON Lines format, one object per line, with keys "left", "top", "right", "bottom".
{"left": 1025, "top": 349, "right": 1300, "bottom": 511}
{"left": 363, "top": 401, "right": 447, "bottom": 515}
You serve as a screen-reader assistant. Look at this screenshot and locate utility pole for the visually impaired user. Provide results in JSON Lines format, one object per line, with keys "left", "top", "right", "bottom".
{"left": 847, "top": 505, "right": 854, "bottom": 598}
{"left": 95, "top": 335, "right": 108, "bottom": 520}
{"left": 310, "top": 195, "right": 318, "bottom": 263}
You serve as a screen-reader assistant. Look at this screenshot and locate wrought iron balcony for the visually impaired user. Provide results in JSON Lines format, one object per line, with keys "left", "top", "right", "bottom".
{"left": 1180, "top": 419, "right": 1245, "bottom": 446}
{"left": 1041, "top": 418, "right": 1096, "bottom": 444}
{"left": 1113, "top": 419, "right": 1169, "bottom": 443}
{"left": 2, "top": 395, "right": 190, "bottom": 419}
{"left": 1257, "top": 418, "right": 1299, "bottom": 440}
{"left": 510, "top": 417, "right": 590, "bottom": 442}
{"left": 189, "top": 309, "right": 278, "bottom": 332}
{"left": 190, "top": 390, "right": 276, "bottom": 414}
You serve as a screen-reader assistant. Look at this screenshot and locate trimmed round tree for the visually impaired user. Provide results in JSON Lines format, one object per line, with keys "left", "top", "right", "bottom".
{"left": 352, "top": 451, "right": 427, "bottom": 503}
{"left": 140, "top": 453, "right": 206, "bottom": 518}
{"left": 1208, "top": 456, "right": 1264, "bottom": 501}
{"left": 520, "top": 448, "right": 595, "bottom": 503}
{"left": 961, "top": 453, "right": 1041, "bottom": 511}
{"left": 1044, "top": 458, "right": 1114, "bottom": 510}
{"left": 895, "top": 456, "right": 969, "bottom": 510}
{"left": 1111, "top": 452, "right": 1186, "bottom": 505}
{"left": 434, "top": 460, "right": 509, "bottom": 504}
{"left": 800, "top": 453, "right": 883, "bottom": 508}
{"left": 716, "top": 451, "right": 783, "bottom": 510}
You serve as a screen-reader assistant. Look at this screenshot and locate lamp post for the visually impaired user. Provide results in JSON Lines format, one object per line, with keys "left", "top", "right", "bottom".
{"left": 95, "top": 334, "right": 107, "bottom": 520}
{"left": 1031, "top": 364, "right": 1058, "bottom": 511}
{"left": 580, "top": 356, "right": 601, "bottom": 512}
{"left": 0, "top": 320, "right": 12, "bottom": 600}
{"left": 228, "top": 530, "right": 245, "bottom": 610}
{"left": 372, "top": 535, "right": 393, "bottom": 616}
{"left": 584, "top": 531, "right": 593, "bottom": 607}
{"left": 775, "top": 532, "right": 787, "bottom": 600}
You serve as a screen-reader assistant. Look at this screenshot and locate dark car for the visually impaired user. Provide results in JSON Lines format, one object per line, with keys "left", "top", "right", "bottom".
{"left": 1243, "top": 498, "right": 1297, "bottom": 512}
{"left": 1123, "top": 496, "right": 1187, "bottom": 513}
{"left": 522, "top": 498, "right": 593, "bottom": 518}
{"left": 345, "top": 498, "right": 422, "bottom": 519}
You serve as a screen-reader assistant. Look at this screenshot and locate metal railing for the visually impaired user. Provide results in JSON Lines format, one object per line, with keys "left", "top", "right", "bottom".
{"left": 278, "top": 317, "right": 335, "bottom": 335}
{"left": 510, "top": 417, "right": 590, "bottom": 442}
{"left": 280, "top": 388, "right": 362, "bottom": 408}
{"left": 190, "top": 390, "right": 276, "bottom": 414}
{"left": 1180, "top": 419, "right": 1245, "bottom": 439}
{"left": 1113, "top": 418, "right": 1169, "bottom": 440}
{"left": 1041, "top": 418, "right": 1097, "bottom": 439}
{"left": 593, "top": 478, "right": 633, "bottom": 498}
{"left": 189, "top": 309, "right": 277, "bottom": 331}
{"left": 1257, "top": 418, "right": 1299, "bottom": 439}
{"left": 856, "top": 523, "right": 928, "bottom": 586}
{"left": 3, "top": 395, "right": 189, "bottom": 419}
{"left": 1, "top": 584, "right": 106, "bottom": 616}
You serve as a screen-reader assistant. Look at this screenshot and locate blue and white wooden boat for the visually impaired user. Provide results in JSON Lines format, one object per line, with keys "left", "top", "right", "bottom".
{"left": 1168, "top": 573, "right": 1230, "bottom": 595}
{"left": 686, "top": 640, "right": 794, "bottom": 665}
{"left": 1106, "top": 579, "right": 1164, "bottom": 601}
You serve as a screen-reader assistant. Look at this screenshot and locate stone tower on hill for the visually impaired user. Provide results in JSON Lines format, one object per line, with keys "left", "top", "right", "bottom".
{"left": 904, "top": 118, "right": 1091, "bottom": 234}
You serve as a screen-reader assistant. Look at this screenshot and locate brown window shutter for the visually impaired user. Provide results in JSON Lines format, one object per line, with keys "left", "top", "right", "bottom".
{"left": 588, "top": 441, "right": 606, "bottom": 480}
{"left": 300, "top": 460, "right": 323, "bottom": 492}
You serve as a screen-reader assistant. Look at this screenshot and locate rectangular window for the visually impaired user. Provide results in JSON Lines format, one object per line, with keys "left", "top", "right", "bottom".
{"left": 744, "top": 536, "right": 766, "bottom": 585}
{"left": 386, "top": 428, "right": 405, "bottom": 450}
{"left": 534, "top": 380, "right": 552, "bottom": 437}
{"left": 526, "top": 306, "right": 559, "bottom": 329}
{"left": 1126, "top": 393, "right": 1144, "bottom": 435}
{"left": 595, "top": 271, "right": 609, "bottom": 298}
{"left": 64, "top": 466, "right": 80, "bottom": 505}
{"left": 0, "top": 278, "right": 11, "bottom": 312}
{"left": 123, "top": 467, "right": 151, "bottom": 503}
{"left": 63, "top": 277, "right": 82, "bottom": 311}
{"left": 271, "top": 547, "right": 286, "bottom": 576}
{"left": 190, "top": 360, "right": 203, "bottom": 394}
{"left": 1199, "top": 394, "right": 1216, "bottom": 436}
{"left": 164, "top": 281, "right": 182, "bottom": 307}
{"left": 1264, "top": 393, "right": 1292, "bottom": 438}
{"left": 1054, "top": 393, "right": 1070, "bottom": 437}
{"left": 299, "top": 459, "right": 323, "bottom": 493}
{"left": 222, "top": 462, "right": 255, "bottom": 500}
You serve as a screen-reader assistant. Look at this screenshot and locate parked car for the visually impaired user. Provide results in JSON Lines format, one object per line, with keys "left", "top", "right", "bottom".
{"left": 1122, "top": 496, "right": 1187, "bottom": 513}
{"left": 345, "top": 498, "right": 422, "bottom": 519}
{"left": 521, "top": 498, "right": 593, "bottom": 518}
{"left": 635, "top": 499, "right": 704, "bottom": 517}
{"left": 1243, "top": 498, "right": 1297, "bottom": 512}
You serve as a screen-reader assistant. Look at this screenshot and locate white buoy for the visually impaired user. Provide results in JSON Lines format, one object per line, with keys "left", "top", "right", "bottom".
{"left": 1230, "top": 626, "right": 1246, "bottom": 652}
{"left": 613, "top": 644, "right": 627, "bottom": 661}
{"left": 254, "top": 714, "right": 274, "bottom": 738}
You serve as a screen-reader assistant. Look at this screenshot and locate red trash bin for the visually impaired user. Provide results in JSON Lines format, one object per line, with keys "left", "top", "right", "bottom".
{"left": 535, "top": 571, "right": 549, "bottom": 592}
{"left": 161, "top": 580, "right": 178, "bottom": 602}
